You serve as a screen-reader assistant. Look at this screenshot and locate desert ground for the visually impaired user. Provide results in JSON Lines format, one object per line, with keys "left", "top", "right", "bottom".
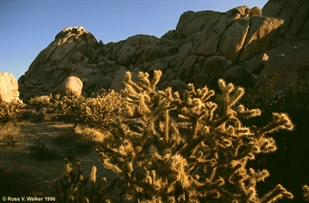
{"left": 0, "top": 121, "right": 116, "bottom": 197}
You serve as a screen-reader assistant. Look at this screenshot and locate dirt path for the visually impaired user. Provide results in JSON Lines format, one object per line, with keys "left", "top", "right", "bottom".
{"left": 0, "top": 121, "right": 115, "bottom": 197}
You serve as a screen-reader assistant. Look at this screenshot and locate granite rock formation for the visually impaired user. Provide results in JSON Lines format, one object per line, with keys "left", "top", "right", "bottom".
{"left": 53, "top": 76, "right": 83, "bottom": 96}
{"left": 0, "top": 72, "right": 20, "bottom": 102}
{"left": 18, "top": 0, "right": 309, "bottom": 100}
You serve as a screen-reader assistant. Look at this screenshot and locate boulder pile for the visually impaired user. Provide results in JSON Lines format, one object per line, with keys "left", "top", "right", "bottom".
{"left": 18, "top": 0, "right": 309, "bottom": 100}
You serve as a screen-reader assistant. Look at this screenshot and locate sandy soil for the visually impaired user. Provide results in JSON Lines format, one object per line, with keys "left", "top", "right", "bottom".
{"left": 0, "top": 121, "right": 116, "bottom": 197}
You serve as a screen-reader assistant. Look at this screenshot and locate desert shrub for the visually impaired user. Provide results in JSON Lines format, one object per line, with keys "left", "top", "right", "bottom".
{"left": 73, "top": 125, "right": 105, "bottom": 154}
{"left": 286, "top": 76, "right": 309, "bottom": 107}
{"left": 74, "top": 125, "right": 105, "bottom": 142}
{"left": 53, "top": 158, "right": 116, "bottom": 203}
{"left": 55, "top": 125, "right": 103, "bottom": 155}
{"left": 20, "top": 107, "right": 55, "bottom": 122}
{"left": 0, "top": 122, "right": 22, "bottom": 147}
{"left": 29, "top": 138, "right": 59, "bottom": 161}
{"left": 240, "top": 74, "right": 280, "bottom": 112}
{"left": 50, "top": 94, "right": 85, "bottom": 123}
{"left": 94, "top": 70, "right": 294, "bottom": 202}
{"left": 54, "top": 129, "right": 76, "bottom": 146}
{"left": 241, "top": 74, "right": 309, "bottom": 116}
{"left": 51, "top": 90, "right": 125, "bottom": 129}
{"left": 19, "top": 94, "right": 65, "bottom": 122}
{"left": 19, "top": 108, "right": 38, "bottom": 121}
{"left": 27, "top": 95, "right": 54, "bottom": 112}
{"left": 0, "top": 100, "right": 25, "bottom": 123}
{"left": 78, "top": 90, "right": 125, "bottom": 129}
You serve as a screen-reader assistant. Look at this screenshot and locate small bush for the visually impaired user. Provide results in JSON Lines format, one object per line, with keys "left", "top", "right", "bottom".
{"left": 241, "top": 74, "right": 309, "bottom": 114}
{"left": 29, "top": 138, "right": 59, "bottom": 161}
{"left": 80, "top": 90, "right": 125, "bottom": 128}
{"left": 27, "top": 95, "right": 54, "bottom": 112}
{"left": 51, "top": 94, "right": 86, "bottom": 123}
{"left": 19, "top": 109, "right": 38, "bottom": 121}
{"left": 55, "top": 125, "right": 103, "bottom": 155}
{"left": 74, "top": 125, "right": 105, "bottom": 142}
{"left": 19, "top": 108, "right": 56, "bottom": 122}
{"left": 51, "top": 90, "right": 125, "bottom": 129}
{"left": 0, "top": 100, "right": 25, "bottom": 123}
{"left": 0, "top": 122, "right": 22, "bottom": 147}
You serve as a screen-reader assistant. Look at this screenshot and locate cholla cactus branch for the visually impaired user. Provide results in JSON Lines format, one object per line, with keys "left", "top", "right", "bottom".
{"left": 302, "top": 184, "right": 309, "bottom": 202}
{"left": 257, "top": 113, "right": 294, "bottom": 137}
{"left": 54, "top": 159, "right": 115, "bottom": 203}
{"left": 95, "top": 70, "right": 294, "bottom": 202}
{"left": 260, "top": 184, "right": 294, "bottom": 203}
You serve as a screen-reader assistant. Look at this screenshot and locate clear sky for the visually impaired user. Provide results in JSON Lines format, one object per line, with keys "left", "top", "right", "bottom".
{"left": 0, "top": 0, "right": 267, "bottom": 81}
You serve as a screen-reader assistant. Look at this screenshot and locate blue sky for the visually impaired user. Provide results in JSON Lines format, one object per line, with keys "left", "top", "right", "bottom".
{"left": 0, "top": 0, "right": 267, "bottom": 81}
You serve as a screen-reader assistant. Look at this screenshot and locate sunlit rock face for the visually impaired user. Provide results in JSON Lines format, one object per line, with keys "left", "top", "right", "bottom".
{"left": 18, "top": 26, "right": 98, "bottom": 100}
{"left": 18, "top": 1, "right": 309, "bottom": 101}
{"left": 52, "top": 76, "right": 83, "bottom": 97}
{"left": 0, "top": 72, "right": 20, "bottom": 102}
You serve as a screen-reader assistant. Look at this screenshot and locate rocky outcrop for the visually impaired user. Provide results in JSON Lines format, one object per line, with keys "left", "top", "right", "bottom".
{"left": 262, "top": 0, "right": 309, "bottom": 42}
{"left": 18, "top": 26, "right": 98, "bottom": 99}
{"left": 252, "top": 0, "right": 309, "bottom": 89}
{"left": 18, "top": 1, "right": 309, "bottom": 100}
{"left": 0, "top": 72, "right": 20, "bottom": 102}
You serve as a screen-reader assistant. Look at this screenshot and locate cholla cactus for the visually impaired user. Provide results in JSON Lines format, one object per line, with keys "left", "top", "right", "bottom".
{"left": 96, "top": 70, "right": 294, "bottom": 202}
{"left": 53, "top": 158, "right": 89, "bottom": 203}
{"left": 303, "top": 184, "right": 309, "bottom": 202}
{"left": 53, "top": 158, "right": 113, "bottom": 203}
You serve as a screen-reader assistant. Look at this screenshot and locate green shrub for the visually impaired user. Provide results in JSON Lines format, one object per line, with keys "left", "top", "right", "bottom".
{"left": 95, "top": 70, "right": 294, "bottom": 202}
{"left": 0, "top": 122, "right": 22, "bottom": 147}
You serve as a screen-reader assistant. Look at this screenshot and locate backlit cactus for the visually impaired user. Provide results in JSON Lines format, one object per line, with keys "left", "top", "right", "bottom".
{"left": 95, "top": 70, "right": 294, "bottom": 202}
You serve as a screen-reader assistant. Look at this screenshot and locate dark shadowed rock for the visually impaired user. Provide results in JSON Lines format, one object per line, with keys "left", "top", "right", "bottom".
{"left": 262, "top": 0, "right": 309, "bottom": 41}
{"left": 256, "top": 41, "right": 309, "bottom": 89}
